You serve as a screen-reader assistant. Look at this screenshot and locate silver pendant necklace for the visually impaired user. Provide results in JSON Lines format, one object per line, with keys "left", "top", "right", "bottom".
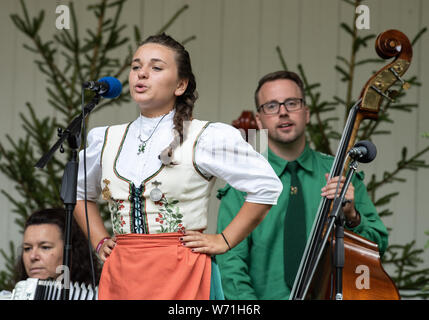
{"left": 149, "top": 180, "right": 163, "bottom": 202}
{"left": 137, "top": 113, "right": 167, "bottom": 155}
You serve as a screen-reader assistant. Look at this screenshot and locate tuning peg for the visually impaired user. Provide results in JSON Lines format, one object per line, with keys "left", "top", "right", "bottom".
{"left": 389, "top": 67, "right": 410, "bottom": 90}
{"left": 370, "top": 85, "right": 395, "bottom": 102}
{"left": 388, "top": 90, "right": 400, "bottom": 100}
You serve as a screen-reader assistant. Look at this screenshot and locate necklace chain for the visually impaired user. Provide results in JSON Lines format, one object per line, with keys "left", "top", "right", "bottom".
{"left": 137, "top": 113, "right": 167, "bottom": 155}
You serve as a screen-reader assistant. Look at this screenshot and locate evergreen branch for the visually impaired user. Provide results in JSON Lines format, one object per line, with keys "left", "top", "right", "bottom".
{"left": 342, "top": 0, "right": 356, "bottom": 6}
{"left": 133, "top": 25, "right": 142, "bottom": 46}
{"left": 336, "top": 55, "right": 350, "bottom": 67}
{"left": 297, "top": 64, "right": 334, "bottom": 154}
{"left": 383, "top": 240, "right": 429, "bottom": 295}
{"left": 373, "top": 192, "right": 399, "bottom": 207}
{"left": 343, "top": 1, "right": 360, "bottom": 120}
{"left": 10, "top": 1, "right": 79, "bottom": 104}
{"left": 0, "top": 136, "right": 47, "bottom": 212}
{"left": 411, "top": 27, "right": 427, "bottom": 46}
{"left": 355, "top": 58, "right": 384, "bottom": 66}
{"left": 95, "top": 0, "right": 129, "bottom": 80}
{"left": 182, "top": 35, "right": 197, "bottom": 45}
{"left": 156, "top": 4, "right": 189, "bottom": 35}
{"left": 367, "top": 145, "right": 429, "bottom": 192}
{"left": 89, "top": 0, "right": 107, "bottom": 81}
{"left": 0, "top": 242, "right": 18, "bottom": 291}
{"left": 1, "top": 190, "right": 33, "bottom": 230}
{"left": 21, "top": 104, "right": 62, "bottom": 202}
{"left": 335, "top": 65, "right": 351, "bottom": 81}
{"left": 275, "top": 46, "right": 288, "bottom": 71}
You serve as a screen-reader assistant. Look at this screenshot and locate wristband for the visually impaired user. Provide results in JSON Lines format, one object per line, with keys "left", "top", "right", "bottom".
{"left": 220, "top": 232, "right": 231, "bottom": 251}
{"left": 96, "top": 237, "right": 110, "bottom": 254}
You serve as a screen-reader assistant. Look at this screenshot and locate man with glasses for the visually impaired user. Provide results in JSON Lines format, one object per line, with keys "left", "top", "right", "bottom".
{"left": 216, "top": 70, "right": 388, "bottom": 299}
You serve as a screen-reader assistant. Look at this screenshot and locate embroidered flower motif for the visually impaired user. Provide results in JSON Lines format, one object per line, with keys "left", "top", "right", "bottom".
{"left": 102, "top": 179, "right": 126, "bottom": 233}
{"left": 154, "top": 196, "right": 184, "bottom": 233}
{"left": 110, "top": 199, "right": 127, "bottom": 234}
{"left": 119, "top": 216, "right": 126, "bottom": 227}
{"left": 178, "top": 223, "right": 185, "bottom": 233}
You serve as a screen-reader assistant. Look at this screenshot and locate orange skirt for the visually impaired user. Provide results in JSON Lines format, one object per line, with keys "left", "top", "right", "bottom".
{"left": 98, "top": 233, "right": 211, "bottom": 300}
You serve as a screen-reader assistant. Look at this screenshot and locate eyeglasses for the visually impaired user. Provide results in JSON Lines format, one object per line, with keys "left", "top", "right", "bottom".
{"left": 258, "top": 98, "right": 304, "bottom": 114}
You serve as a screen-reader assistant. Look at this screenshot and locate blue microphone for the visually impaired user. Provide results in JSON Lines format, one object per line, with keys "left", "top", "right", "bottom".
{"left": 82, "top": 76, "right": 122, "bottom": 98}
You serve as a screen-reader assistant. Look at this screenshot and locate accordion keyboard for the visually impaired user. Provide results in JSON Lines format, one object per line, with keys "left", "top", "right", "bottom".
{"left": 11, "top": 278, "right": 98, "bottom": 300}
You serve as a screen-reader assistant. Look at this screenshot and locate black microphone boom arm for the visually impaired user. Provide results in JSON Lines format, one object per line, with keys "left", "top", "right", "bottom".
{"left": 35, "top": 94, "right": 100, "bottom": 169}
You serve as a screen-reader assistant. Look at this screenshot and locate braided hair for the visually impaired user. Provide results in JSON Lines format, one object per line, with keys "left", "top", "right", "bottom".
{"left": 139, "top": 33, "right": 198, "bottom": 165}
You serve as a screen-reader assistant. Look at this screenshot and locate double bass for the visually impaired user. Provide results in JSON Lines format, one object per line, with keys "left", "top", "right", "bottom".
{"left": 232, "top": 30, "right": 411, "bottom": 300}
{"left": 290, "top": 29, "right": 412, "bottom": 300}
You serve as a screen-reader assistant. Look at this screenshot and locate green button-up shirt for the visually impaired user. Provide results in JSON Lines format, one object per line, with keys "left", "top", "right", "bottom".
{"left": 216, "top": 144, "right": 388, "bottom": 300}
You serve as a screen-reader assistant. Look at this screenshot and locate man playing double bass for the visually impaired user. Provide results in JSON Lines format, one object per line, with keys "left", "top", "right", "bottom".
{"left": 216, "top": 70, "right": 388, "bottom": 300}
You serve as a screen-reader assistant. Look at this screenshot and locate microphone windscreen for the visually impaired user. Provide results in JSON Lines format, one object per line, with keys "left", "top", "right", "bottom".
{"left": 98, "top": 76, "right": 122, "bottom": 98}
{"left": 354, "top": 140, "right": 377, "bottom": 163}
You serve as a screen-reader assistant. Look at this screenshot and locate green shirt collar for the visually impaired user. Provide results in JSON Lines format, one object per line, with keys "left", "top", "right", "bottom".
{"left": 268, "top": 143, "right": 314, "bottom": 176}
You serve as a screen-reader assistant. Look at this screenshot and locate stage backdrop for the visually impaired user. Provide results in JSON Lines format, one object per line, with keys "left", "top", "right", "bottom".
{"left": 0, "top": 0, "right": 428, "bottom": 282}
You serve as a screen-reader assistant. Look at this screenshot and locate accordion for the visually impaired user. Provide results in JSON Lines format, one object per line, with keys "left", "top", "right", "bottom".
{"left": 10, "top": 278, "right": 98, "bottom": 300}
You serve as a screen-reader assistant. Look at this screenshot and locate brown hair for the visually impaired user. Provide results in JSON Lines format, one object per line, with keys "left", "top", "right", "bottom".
{"left": 254, "top": 70, "right": 306, "bottom": 109}
{"left": 15, "top": 208, "right": 101, "bottom": 286}
{"left": 139, "top": 33, "right": 198, "bottom": 165}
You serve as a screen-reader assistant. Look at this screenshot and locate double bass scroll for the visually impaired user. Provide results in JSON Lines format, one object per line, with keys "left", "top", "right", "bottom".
{"left": 346, "top": 29, "right": 412, "bottom": 162}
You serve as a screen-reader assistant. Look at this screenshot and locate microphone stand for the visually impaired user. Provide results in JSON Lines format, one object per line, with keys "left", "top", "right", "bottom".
{"left": 301, "top": 157, "right": 358, "bottom": 300}
{"left": 35, "top": 94, "right": 101, "bottom": 300}
{"left": 326, "top": 158, "right": 359, "bottom": 300}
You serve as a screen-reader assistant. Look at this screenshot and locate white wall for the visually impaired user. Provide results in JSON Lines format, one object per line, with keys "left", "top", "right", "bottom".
{"left": 1, "top": 0, "right": 428, "bottom": 279}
